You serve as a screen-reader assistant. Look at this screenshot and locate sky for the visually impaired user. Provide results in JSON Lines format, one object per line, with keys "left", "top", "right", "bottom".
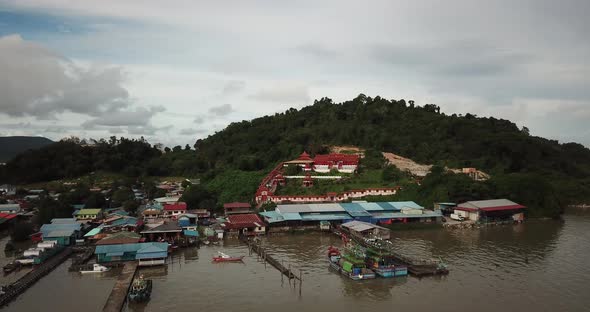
{"left": 0, "top": 0, "right": 589, "bottom": 147}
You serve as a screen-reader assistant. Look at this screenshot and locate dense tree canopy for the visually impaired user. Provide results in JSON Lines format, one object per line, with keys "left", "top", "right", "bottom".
{"left": 1, "top": 95, "right": 589, "bottom": 216}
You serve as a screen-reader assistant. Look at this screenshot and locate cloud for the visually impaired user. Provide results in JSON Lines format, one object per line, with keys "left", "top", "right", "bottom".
{"left": 0, "top": 34, "right": 131, "bottom": 118}
{"left": 222, "top": 80, "right": 245, "bottom": 95}
{"left": 193, "top": 116, "right": 205, "bottom": 123}
{"left": 249, "top": 85, "right": 310, "bottom": 104}
{"left": 208, "top": 104, "right": 234, "bottom": 116}
{"left": 179, "top": 128, "right": 207, "bottom": 135}
{"left": 82, "top": 106, "right": 165, "bottom": 128}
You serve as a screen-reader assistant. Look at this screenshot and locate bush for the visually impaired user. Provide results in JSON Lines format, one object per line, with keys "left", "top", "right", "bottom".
{"left": 11, "top": 222, "right": 34, "bottom": 242}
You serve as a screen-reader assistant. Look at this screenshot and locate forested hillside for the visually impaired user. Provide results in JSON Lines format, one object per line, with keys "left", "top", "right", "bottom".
{"left": 0, "top": 136, "right": 53, "bottom": 162}
{"left": 1, "top": 95, "right": 589, "bottom": 216}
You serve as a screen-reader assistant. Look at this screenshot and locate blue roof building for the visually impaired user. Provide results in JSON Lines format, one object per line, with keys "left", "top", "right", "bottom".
{"left": 94, "top": 242, "right": 168, "bottom": 266}
{"left": 260, "top": 201, "right": 441, "bottom": 226}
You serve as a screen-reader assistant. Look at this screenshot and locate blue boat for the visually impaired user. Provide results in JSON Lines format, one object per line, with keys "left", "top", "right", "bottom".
{"left": 366, "top": 252, "right": 408, "bottom": 278}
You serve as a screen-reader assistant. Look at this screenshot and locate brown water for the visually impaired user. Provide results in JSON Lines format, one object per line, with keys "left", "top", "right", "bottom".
{"left": 4, "top": 211, "right": 590, "bottom": 312}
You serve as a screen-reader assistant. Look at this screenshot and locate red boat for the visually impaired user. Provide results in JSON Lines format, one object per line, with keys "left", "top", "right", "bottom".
{"left": 212, "top": 252, "right": 244, "bottom": 262}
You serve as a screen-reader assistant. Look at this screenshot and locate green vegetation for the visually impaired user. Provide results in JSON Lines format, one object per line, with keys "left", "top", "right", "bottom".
{"left": 11, "top": 222, "right": 35, "bottom": 242}
{"left": 0, "top": 136, "right": 53, "bottom": 162}
{"left": 1, "top": 95, "right": 589, "bottom": 217}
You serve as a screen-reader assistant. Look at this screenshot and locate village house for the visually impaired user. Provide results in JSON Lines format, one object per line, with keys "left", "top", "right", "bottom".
{"left": 341, "top": 220, "right": 391, "bottom": 240}
{"left": 74, "top": 208, "right": 102, "bottom": 221}
{"left": 94, "top": 242, "right": 168, "bottom": 266}
{"left": 140, "top": 221, "right": 183, "bottom": 243}
{"left": 39, "top": 218, "right": 81, "bottom": 245}
{"left": 222, "top": 214, "right": 266, "bottom": 237}
{"left": 224, "top": 202, "right": 253, "bottom": 215}
{"left": 163, "top": 202, "right": 187, "bottom": 217}
{"left": 454, "top": 199, "right": 525, "bottom": 223}
{"left": 0, "top": 204, "right": 21, "bottom": 214}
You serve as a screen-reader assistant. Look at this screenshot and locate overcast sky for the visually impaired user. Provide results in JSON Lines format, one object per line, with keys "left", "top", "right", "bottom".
{"left": 0, "top": 0, "right": 589, "bottom": 147}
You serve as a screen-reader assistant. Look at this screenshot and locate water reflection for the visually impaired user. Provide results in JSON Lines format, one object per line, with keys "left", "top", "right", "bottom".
{"left": 3, "top": 213, "right": 590, "bottom": 312}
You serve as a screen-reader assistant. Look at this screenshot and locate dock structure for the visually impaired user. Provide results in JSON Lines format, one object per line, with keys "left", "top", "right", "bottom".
{"left": 68, "top": 246, "right": 95, "bottom": 271}
{"left": 102, "top": 261, "right": 138, "bottom": 312}
{"left": 334, "top": 228, "right": 449, "bottom": 277}
{"left": 0, "top": 247, "right": 73, "bottom": 307}
{"left": 244, "top": 238, "right": 302, "bottom": 282}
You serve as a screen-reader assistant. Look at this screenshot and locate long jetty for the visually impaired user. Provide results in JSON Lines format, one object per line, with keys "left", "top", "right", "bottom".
{"left": 0, "top": 247, "right": 73, "bottom": 307}
{"left": 243, "top": 238, "right": 302, "bottom": 283}
{"left": 102, "top": 261, "right": 138, "bottom": 312}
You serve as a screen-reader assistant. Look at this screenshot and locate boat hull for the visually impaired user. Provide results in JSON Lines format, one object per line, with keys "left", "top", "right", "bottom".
{"left": 329, "top": 261, "right": 375, "bottom": 280}
{"left": 212, "top": 256, "right": 244, "bottom": 262}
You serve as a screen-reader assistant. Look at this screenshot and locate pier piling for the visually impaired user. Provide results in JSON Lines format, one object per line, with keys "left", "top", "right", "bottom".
{"left": 102, "top": 262, "right": 138, "bottom": 312}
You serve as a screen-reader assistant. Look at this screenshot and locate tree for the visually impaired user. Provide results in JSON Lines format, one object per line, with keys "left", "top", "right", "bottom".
{"left": 84, "top": 192, "right": 106, "bottom": 208}
{"left": 112, "top": 188, "right": 134, "bottom": 207}
{"left": 382, "top": 165, "right": 401, "bottom": 182}
{"left": 123, "top": 200, "right": 139, "bottom": 215}
{"left": 11, "top": 222, "right": 35, "bottom": 242}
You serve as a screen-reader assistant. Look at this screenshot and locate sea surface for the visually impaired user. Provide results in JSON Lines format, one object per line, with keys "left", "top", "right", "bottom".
{"left": 3, "top": 210, "right": 590, "bottom": 312}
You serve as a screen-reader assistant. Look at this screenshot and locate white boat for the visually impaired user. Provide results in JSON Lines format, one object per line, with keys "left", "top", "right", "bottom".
{"left": 80, "top": 263, "right": 110, "bottom": 274}
{"left": 15, "top": 258, "right": 34, "bottom": 265}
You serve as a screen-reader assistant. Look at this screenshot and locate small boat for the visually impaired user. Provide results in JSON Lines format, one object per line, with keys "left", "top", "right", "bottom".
{"left": 202, "top": 240, "right": 210, "bottom": 245}
{"left": 15, "top": 258, "right": 34, "bottom": 265}
{"left": 3, "top": 262, "right": 21, "bottom": 274}
{"left": 327, "top": 246, "right": 375, "bottom": 280}
{"left": 128, "top": 275, "right": 152, "bottom": 302}
{"left": 80, "top": 263, "right": 110, "bottom": 274}
{"left": 212, "top": 252, "right": 244, "bottom": 262}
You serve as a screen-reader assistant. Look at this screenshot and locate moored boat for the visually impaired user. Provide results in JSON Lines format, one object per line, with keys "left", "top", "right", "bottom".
{"left": 80, "top": 263, "right": 110, "bottom": 274}
{"left": 3, "top": 262, "right": 21, "bottom": 274}
{"left": 327, "top": 246, "right": 375, "bottom": 280}
{"left": 212, "top": 252, "right": 244, "bottom": 262}
{"left": 128, "top": 275, "right": 152, "bottom": 302}
{"left": 366, "top": 250, "right": 408, "bottom": 278}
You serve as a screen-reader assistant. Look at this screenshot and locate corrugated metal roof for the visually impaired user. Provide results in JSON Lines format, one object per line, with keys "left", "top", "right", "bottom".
{"left": 259, "top": 211, "right": 284, "bottom": 223}
{"left": 341, "top": 220, "right": 387, "bottom": 232}
{"left": 75, "top": 209, "right": 101, "bottom": 215}
{"left": 376, "top": 202, "right": 397, "bottom": 210}
{"left": 460, "top": 199, "right": 523, "bottom": 209}
{"left": 309, "top": 203, "right": 345, "bottom": 212}
{"left": 276, "top": 204, "right": 312, "bottom": 214}
{"left": 45, "top": 230, "right": 76, "bottom": 237}
{"left": 300, "top": 213, "right": 352, "bottom": 221}
{"left": 358, "top": 202, "right": 386, "bottom": 211}
{"left": 50, "top": 218, "right": 77, "bottom": 224}
{"left": 389, "top": 201, "right": 424, "bottom": 210}
{"left": 84, "top": 226, "right": 103, "bottom": 237}
{"left": 95, "top": 242, "right": 168, "bottom": 255}
{"left": 340, "top": 203, "right": 372, "bottom": 217}
{"left": 282, "top": 212, "right": 303, "bottom": 221}
{"left": 371, "top": 210, "right": 442, "bottom": 219}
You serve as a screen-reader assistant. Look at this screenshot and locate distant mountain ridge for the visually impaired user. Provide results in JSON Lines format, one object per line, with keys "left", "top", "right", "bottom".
{"left": 0, "top": 136, "right": 54, "bottom": 162}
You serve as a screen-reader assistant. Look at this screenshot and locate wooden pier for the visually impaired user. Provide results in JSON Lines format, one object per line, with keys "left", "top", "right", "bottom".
{"left": 0, "top": 247, "right": 73, "bottom": 307}
{"left": 68, "top": 247, "right": 95, "bottom": 271}
{"left": 244, "top": 238, "right": 302, "bottom": 284}
{"left": 102, "top": 261, "right": 138, "bottom": 312}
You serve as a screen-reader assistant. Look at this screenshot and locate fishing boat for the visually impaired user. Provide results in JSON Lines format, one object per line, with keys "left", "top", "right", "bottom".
{"left": 212, "top": 252, "right": 244, "bottom": 262}
{"left": 128, "top": 275, "right": 152, "bottom": 302}
{"left": 327, "top": 246, "right": 375, "bottom": 280}
{"left": 3, "top": 262, "right": 21, "bottom": 274}
{"left": 80, "top": 263, "right": 110, "bottom": 274}
{"left": 365, "top": 249, "right": 408, "bottom": 278}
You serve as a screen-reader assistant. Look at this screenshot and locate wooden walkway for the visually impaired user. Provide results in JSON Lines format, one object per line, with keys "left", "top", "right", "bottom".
{"left": 102, "top": 262, "right": 138, "bottom": 312}
{"left": 0, "top": 247, "right": 73, "bottom": 307}
{"left": 244, "top": 238, "right": 302, "bottom": 282}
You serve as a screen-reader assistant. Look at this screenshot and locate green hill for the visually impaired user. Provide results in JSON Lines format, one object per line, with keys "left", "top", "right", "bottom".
{"left": 1, "top": 95, "right": 589, "bottom": 216}
{"left": 0, "top": 136, "right": 54, "bottom": 162}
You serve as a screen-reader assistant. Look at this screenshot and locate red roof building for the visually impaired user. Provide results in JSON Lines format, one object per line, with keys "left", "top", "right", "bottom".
{"left": 163, "top": 202, "right": 187, "bottom": 217}
{"left": 224, "top": 202, "right": 253, "bottom": 215}
{"left": 455, "top": 199, "right": 525, "bottom": 222}
{"left": 223, "top": 214, "right": 266, "bottom": 236}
